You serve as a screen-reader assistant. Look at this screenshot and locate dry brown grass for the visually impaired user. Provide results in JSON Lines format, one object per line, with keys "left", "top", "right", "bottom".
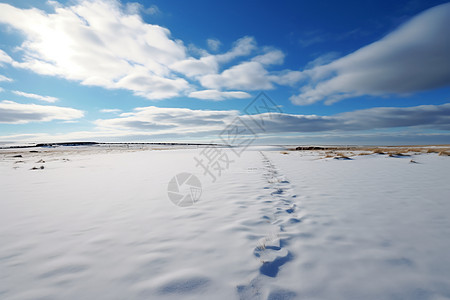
{"left": 335, "top": 152, "right": 349, "bottom": 158}
{"left": 388, "top": 150, "right": 410, "bottom": 157}
{"left": 373, "top": 149, "right": 385, "bottom": 154}
{"left": 280, "top": 151, "right": 290, "bottom": 155}
{"left": 291, "top": 145, "right": 450, "bottom": 155}
{"left": 289, "top": 145, "right": 450, "bottom": 160}
{"left": 357, "top": 152, "right": 372, "bottom": 156}
{"left": 323, "top": 151, "right": 335, "bottom": 158}
{"left": 321, "top": 152, "right": 352, "bottom": 160}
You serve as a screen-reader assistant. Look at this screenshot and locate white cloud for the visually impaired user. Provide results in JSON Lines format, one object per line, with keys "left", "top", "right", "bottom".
{"left": 170, "top": 55, "right": 219, "bottom": 78}
{"left": 100, "top": 108, "right": 122, "bottom": 114}
{"left": 12, "top": 90, "right": 59, "bottom": 103}
{"left": 214, "top": 36, "right": 257, "bottom": 63}
{"left": 188, "top": 90, "right": 251, "bottom": 101}
{"left": 252, "top": 49, "right": 285, "bottom": 65}
{"left": 291, "top": 3, "right": 450, "bottom": 105}
{"left": 0, "top": 75, "right": 13, "bottom": 82}
{"left": 191, "top": 48, "right": 302, "bottom": 91}
{"left": 124, "top": 3, "right": 160, "bottom": 15}
{"left": 200, "top": 61, "right": 274, "bottom": 90}
{"left": 0, "top": 0, "right": 188, "bottom": 100}
{"left": 144, "top": 4, "right": 160, "bottom": 15}
{"left": 170, "top": 36, "right": 257, "bottom": 79}
{"left": 0, "top": 49, "right": 13, "bottom": 65}
{"left": 269, "top": 70, "right": 304, "bottom": 86}
{"left": 114, "top": 68, "right": 189, "bottom": 99}
{"left": 207, "top": 38, "right": 221, "bottom": 51}
{"left": 0, "top": 100, "right": 83, "bottom": 124}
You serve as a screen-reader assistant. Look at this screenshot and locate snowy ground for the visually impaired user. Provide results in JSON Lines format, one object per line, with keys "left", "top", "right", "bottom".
{"left": 1, "top": 146, "right": 449, "bottom": 299}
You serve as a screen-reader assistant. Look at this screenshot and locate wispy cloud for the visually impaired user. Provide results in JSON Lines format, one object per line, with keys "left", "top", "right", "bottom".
{"left": 100, "top": 108, "right": 122, "bottom": 114}
{"left": 12, "top": 90, "right": 59, "bottom": 103}
{"left": 0, "top": 100, "right": 83, "bottom": 124}
{"left": 0, "top": 74, "right": 13, "bottom": 82}
{"left": 144, "top": 4, "right": 160, "bottom": 15}
{"left": 291, "top": 3, "right": 450, "bottom": 105}
{"left": 298, "top": 31, "right": 326, "bottom": 47}
{"left": 124, "top": 3, "right": 160, "bottom": 15}
{"left": 188, "top": 90, "right": 251, "bottom": 101}
{"left": 0, "top": 49, "right": 13, "bottom": 65}
{"left": 207, "top": 38, "right": 221, "bottom": 52}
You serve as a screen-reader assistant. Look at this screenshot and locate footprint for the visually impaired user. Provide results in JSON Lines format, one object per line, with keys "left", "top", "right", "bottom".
{"left": 286, "top": 205, "right": 296, "bottom": 214}
{"left": 287, "top": 217, "right": 301, "bottom": 224}
{"left": 271, "top": 189, "right": 284, "bottom": 195}
{"left": 259, "top": 251, "right": 293, "bottom": 278}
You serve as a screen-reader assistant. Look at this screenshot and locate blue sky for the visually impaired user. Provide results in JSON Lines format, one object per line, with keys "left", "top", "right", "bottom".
{"left": 0, "top": 0, "right": 449, "bottom": 145}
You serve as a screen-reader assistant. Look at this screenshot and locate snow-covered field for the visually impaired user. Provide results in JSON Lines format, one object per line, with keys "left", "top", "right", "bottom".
{"left": 1, "top": 146, "right": 449, "bottom": 300}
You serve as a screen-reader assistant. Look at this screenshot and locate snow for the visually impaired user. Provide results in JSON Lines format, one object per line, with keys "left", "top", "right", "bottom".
{"left": 1, "top": 147, "right": 449, "bottom": 299}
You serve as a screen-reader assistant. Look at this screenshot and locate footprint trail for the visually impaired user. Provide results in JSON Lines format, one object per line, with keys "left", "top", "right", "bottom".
{"left": 237, "top": 152, "right": 300, "bottom": 299}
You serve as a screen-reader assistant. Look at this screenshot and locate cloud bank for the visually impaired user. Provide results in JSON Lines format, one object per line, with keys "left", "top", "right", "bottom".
{"left": 291, "top": 3, "right": 450, "bottom": 105}
{"left": 92, "top": 103, "right": 450, "bottom": 136}
{"left": 0, "top": 102, "right": 449, "bottom": 143}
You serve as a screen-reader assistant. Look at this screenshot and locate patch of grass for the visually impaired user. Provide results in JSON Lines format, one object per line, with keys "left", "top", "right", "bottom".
{"left": 334, "top": 152, "right": 352, "bottom": 160}
{"left": 323, "top": 151, "right": 335, "bottom": 158}
{"left": 357, "top": 152, "right": 371, "bottom": 156}
{"left": 388, "top": 151, "right": 410, "bottom": 157}
{"left": 373, "top": 149, "right": 385, "bottom": 154}
{"left": 335, "top": 152, "right": 349, "bottom": 158}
